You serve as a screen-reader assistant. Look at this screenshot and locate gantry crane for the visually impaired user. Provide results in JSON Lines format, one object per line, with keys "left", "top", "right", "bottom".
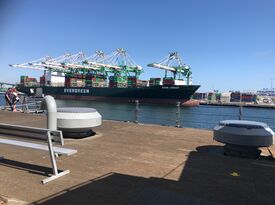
{"left": 10, "top": 52, "right": 100, "bottom": 75}
{"left": 42, "top": 52, "right": 100, "bottom": 75}
{"left": 105, "top": 48, "right": 143, "bottom": 77}
{"left": 83, "top": 48, "right": 143, "bottom": 78}
{"left": 10, "top": 49, "right": 143, "bottom": 81}
{"left": 148, "top": 52, "right": 192, "bottom": 85}
{"left": 9, "top": 56, "right": 53, "bottom": 71}
{"left": 83, "top": 50, "right": 121, "bottom": 77}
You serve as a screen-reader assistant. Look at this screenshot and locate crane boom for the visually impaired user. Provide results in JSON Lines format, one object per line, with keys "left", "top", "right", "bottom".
{"left": 66, "top": 63, "right": 99, "bottom": 70}
{"left": 88, "top": 62, "right": 121, "bottom": 70}
{"left": 9, "top": 64, "right": 47, "bottom": 71}
{"left": 147, "top": 63, "right": 176, "bottom": 72}
{"left": 30, "top": 63, "right": 69, "bottom": 71}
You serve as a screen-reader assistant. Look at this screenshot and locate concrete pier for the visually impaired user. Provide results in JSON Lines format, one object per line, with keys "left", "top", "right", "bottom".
{"left": 0, "top": 111, "right": 275, "bottom": 205}
{"left": 200, "top": 101, "right": 275, "bottom": 109}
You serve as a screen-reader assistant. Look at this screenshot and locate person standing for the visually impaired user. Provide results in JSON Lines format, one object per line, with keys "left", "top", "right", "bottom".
{"left": 4, "top": 88, "right": 12, "bottom": 110}
{"left": 11, "top": 87, "right": 19, "bottom": 112}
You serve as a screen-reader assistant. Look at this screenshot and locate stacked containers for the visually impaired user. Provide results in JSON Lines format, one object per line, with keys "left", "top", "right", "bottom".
{"left": 127, "top": 76, "right": 138, "bottom": 88}
{"left": 40, "top": 76, "right": 45, "bottom": 86}
{"left": 149, "top": 78, "right": 161, "bottom": 86}
{"left": 230, "top": 92, "right": 257, "bottom": 103}
{"left": 109, "top": 76, "right": 127, "bottom": 88}
{"left": 137, "top": 80, "right": 148, "bottom": 87}
{"left": 162, "top": 77, "right": 175, "bottom": 86}
{"left": 127, "top": 77, "right": 148, "bottom": 88}
{"left": 65, "top": 74, "right": 86, "bottom": 87}
{"left": 73, "top": 73, "right": 86, "bottom": 79}
{"left": 86, "top": 79, "right": 93, "bottom": 87}
{"left": 92, "top": 76, "right": 107, "bottom": 87}
{"left": 76, "top": 79, "right": 86, "bottom": 87}
{"left": 86, "top": 74, "right": 93, "bottom": 87}
{"left": 65, "top": 78, "right": 77, "bottom": 87}
{"left": 207, "top": 93, "right": 214, "bottom": 101}
{"left": 230, "top": 92, "right": 240, "bottom": 102}
{"left": 65, "top": 76, "right": 69, "bottom": 87}
{"left": 20, "top": 76, "right": 28, "bottom": 85}
{"left": 242, "top": 94, "right": 257, "bottom": 102}
{"left": 215, "top": 93, "right": 221, "bottom": 101}
{"left": 65, "top": 74, "right": 108, "bottom": 88}
{"left": 86, "top": 74, "right": 107, "bottom": 87}
{"left": 20, "top": 76, "right": 38, "bottom": 87}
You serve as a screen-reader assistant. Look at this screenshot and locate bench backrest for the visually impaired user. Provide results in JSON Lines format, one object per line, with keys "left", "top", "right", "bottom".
{"left": 0, "top": 123, "right": 64, "bottom": 145}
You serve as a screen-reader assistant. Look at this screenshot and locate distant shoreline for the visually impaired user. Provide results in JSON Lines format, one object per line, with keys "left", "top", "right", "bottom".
{"left": 200, "top": 101, "right": 275, "bottom": 109}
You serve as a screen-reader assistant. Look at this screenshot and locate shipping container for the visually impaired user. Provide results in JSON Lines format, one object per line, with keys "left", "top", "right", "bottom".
{"left": 40, "top": 76, "right": 45, "bottom": 86}
{"left": 163, "top": 77, "right": 175, "bottom": 86}
{"left": 20, "top": 76, "right": 39, "bottom": 87}
{"left": 149, "top": 78, "right": 162, "bottom": 86}
{"left": 230, "top": 92, "right": 257, "bottom": 102}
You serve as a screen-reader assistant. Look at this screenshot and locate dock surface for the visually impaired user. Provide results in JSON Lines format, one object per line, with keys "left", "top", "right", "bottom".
{"left": 0, "top": 111, "right": 275, "bottom": 205}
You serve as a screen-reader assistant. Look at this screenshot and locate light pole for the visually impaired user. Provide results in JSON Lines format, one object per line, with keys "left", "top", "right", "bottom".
{"left": 271, "top": 78, "right": 275, "bottom": 91}
{"left": 239, "top": 91, "right": 243, "bottom": 120}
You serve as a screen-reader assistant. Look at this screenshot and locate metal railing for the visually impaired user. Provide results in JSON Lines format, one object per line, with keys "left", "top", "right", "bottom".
{"left": 2, "top": 94, "right": 275, "bottom": 131}
{"left": 72, "top": 100, "right": 275, "bottom": 131}
{"left": 0, "top": 94, "right": 43, "bottom": 113}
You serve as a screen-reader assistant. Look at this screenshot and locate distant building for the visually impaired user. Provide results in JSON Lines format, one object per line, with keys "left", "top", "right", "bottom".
{"left": 230, "top": 92, "right": 257, "bottom": 103}
{"left": 192, "top": 92, "right": 207, "bottom": 100}
{"left": 257, "top": 88, "right": 275, "bottom": 97}
{"left": 220, "top": 92, "right": 231, "bottom": 103}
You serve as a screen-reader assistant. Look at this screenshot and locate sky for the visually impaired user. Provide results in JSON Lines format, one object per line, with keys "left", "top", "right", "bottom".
{"left": 0, "top": 0, "right": 274, "bottom": 92}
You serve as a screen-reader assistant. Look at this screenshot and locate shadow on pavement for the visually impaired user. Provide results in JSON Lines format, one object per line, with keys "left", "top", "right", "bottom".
{"left": 0, "top": 158, "right": 57, "bottom": 176}
{"left": 32, "top": 172, "right": 221, "bottom": 205}
{"left": 8, "top": 145, "right": 274, "bottom": 205}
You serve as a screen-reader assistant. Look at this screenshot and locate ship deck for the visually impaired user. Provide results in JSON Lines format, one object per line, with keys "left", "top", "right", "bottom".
{"left": 0, "top": 111, "right": 275, "bottom": 205}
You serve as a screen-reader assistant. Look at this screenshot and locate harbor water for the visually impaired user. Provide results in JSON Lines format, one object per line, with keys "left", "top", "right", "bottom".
{"left": 56, "top": 99, "right": 275, "bottom": 130}
{"left": 1, "top": 94, "right": 275, "bottom": 131}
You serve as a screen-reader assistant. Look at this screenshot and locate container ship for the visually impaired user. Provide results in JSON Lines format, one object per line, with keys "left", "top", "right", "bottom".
{"left": 11, "top": 49, "right": 200, "bottom": 106}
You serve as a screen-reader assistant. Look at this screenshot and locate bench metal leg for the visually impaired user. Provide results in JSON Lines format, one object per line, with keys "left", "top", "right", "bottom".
{"left": 42, "top": 132, "right": 70, "bottom": 184}
{"left": 47, "top": 132, "right": 58, "bottom": 176}
{"left": 42, "top": 170, "right": 70, "bottom": 184}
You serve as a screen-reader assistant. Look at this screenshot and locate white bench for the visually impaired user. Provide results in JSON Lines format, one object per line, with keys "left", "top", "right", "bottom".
{"left": 0, "top": 123, "right": 77, "bottom": 184}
